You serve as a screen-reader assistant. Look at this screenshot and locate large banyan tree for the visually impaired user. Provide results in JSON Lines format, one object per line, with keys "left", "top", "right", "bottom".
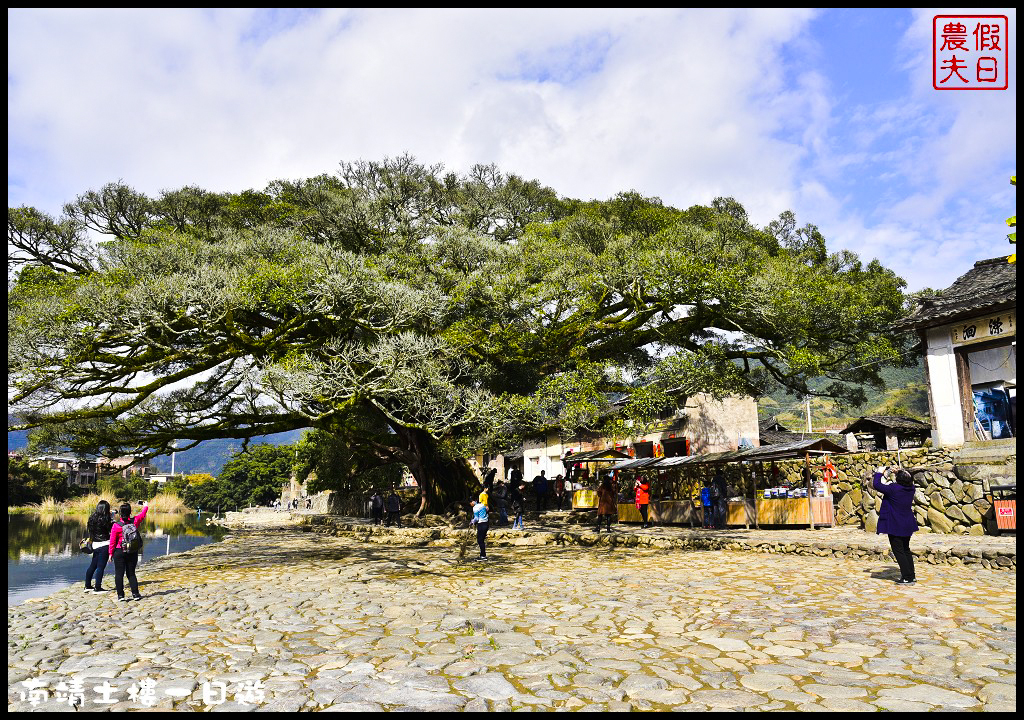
{"left": 8, "top": 156, "right": 909, "bottom": 512}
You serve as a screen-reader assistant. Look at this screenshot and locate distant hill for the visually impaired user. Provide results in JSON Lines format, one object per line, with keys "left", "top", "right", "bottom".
{"left": 758, "top": 359, "right": 930, "bottom": 431}
{"left": 149, "top": 431, "right": 304, "bottom": 475}
{"left": 7, "top": 415, "right": 304, "bottom": 477}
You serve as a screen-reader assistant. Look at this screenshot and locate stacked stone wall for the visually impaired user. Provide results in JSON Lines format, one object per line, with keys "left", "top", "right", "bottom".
{"left": 786, "top": 448, "right": 1012, "bottom": 536}
{"left": 651, "top": 447, "right": 1014, "bottom": 536}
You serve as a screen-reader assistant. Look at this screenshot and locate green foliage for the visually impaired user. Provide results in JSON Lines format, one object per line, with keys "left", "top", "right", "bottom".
{"left": 8, "top": 157, "right": 911, "bottom": 510}
{"left": 182, "top": 444, "right": 293, "bottom": 511}
{"left": 294, "top": 426, "right": 402, "bottom": 497}
{"left": 7, "top": 457, "right": 78, "bottom": 505}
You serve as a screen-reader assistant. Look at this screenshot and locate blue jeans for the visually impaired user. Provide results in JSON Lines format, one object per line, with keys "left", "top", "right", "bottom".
{"left": 85, "top": 547, "right": 108, "bottom": 589}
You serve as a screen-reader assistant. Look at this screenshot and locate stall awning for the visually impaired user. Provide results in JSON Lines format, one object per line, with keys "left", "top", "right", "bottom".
{"left": 563, "top": 449, "right": 630, "bottom": 463}
{"left": 735, "top": 437, "right": 848, "bottom": 462}
{"left": 658, "top": 438, "right": 847, "bottom": 466}
{"left": 652, "top": 455, "right": 700, "bottom": 467}
{"left": 608, "top": 438, "right": 849, "bottom": 471}
{"left": 610, "top": 457, "right": 662, "bottom": 470}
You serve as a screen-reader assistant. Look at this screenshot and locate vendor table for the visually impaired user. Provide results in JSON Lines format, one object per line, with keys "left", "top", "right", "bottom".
{"left": 616, "top": 503, "right": 645, "bottom": 523}
{"left": 579, "top": 493, "right": 832, "bottom": 528}
{"left": 756, "top": 496, "right": 834, "bottom": 526}
{"left": 616, "top": 500, "right": 754, "bottom": 526}
{"left": 617, "top": 501, "right": 701, "bottom": 524}
{"left": 726, "top": 499, "right": 757, "bottom": 526}
{"left": 573, "top": 489, "right": 597, "bottom": 510}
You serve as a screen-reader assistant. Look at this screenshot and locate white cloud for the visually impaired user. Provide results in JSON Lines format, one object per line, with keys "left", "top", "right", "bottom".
{"left": 9, "top": 9, "right": 817, "bottom": 208}
{"left": 7, "top": 8, "right": 1016, "bottom": 293}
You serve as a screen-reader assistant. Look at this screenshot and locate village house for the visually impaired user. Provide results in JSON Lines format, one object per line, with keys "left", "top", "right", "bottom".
{"left": 500, "top": 393, "right": 760, "bottom": 482}
{"left": 893, "top": 257, "right": 1016, "bottom": 447}
{"left": 838, "top": 415, "right": 933, "bottom": 452}
{"left": 26, "top": 453, "right": 160, "bottom": 489}
{"left": 28, "top": 455, "right": 100, "bottom": 488}
{"left": 98, "top": 455, "right": 154, "bottom": 479}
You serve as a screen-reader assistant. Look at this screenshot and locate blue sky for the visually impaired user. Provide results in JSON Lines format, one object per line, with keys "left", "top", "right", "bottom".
{"left": 7, "top": 8, "right": 1017, "bottom": 291}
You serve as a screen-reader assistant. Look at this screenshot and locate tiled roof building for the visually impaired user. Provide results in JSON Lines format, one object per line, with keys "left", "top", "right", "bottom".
{"left": 895, "top": 257, "right": 1016, "bottom": 447}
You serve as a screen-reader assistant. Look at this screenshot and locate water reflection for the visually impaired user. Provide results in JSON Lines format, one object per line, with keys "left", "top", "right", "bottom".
{"left": 8, "top": 512, "right": 227, "bottom": 605}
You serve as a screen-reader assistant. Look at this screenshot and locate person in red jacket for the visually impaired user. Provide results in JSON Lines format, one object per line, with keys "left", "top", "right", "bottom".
{"left": 109, "top": 501, "right": 148, "bottom": 602}
{"left": 635, "top": 476, "right": 651, "bottom": 529}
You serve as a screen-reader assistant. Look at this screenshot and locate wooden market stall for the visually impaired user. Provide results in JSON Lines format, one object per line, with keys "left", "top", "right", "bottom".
{"left": 738, "top": 438, "right": 846, "bottom": 528}
{"left": 566, "top": 448, "right": 630, "bottom": 509}
{"left": 608, "top": 457, "right": 672, "bottom": 522}
{"left": 608, "top": 437, "right": 848, "bottom": 529}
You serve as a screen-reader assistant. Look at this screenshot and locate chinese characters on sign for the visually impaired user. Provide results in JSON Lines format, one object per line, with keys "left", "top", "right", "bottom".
{"left": 950, "top": 311, "right": 1016, "bottom": 346}
{"left": 17, "top": 678, "right": 266, "bottom": 708}
{"left": 933, "top": 15, "right": 1009, "bottom": 90}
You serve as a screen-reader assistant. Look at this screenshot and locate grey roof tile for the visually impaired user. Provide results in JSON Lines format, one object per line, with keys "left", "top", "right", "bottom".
{"left": 893, "top": 257, "right": 1015, "bottom": 330}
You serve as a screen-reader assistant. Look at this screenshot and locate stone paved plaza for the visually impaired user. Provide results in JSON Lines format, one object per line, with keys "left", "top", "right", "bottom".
{"left": 8, "top": 530, "right": 1016, "bottom": 712}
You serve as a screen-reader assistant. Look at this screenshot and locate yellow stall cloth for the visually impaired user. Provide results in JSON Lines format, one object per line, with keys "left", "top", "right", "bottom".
{"left": 756, "top": 496, "right": 835, "bottom": 526}
{"left": 573, "top": 489, "right": 598, "bottom": 509}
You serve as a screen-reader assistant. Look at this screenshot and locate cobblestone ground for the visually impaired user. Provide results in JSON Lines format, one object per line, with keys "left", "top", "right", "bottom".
{"left": 8, "top": 532, "right": 1016, "bottom": 712}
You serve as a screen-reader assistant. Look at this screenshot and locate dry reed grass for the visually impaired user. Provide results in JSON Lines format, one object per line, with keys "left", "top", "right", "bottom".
{"left": 146, "top": 492, "right": 189, "bottom": 513}
{"left": 33, "top": 497, "right": 64, "bottom": 515}
{"left": 18, "top": 491, "right": 188, "bottom": 515}
{"left": 67, "top": 493, "right": 115, "bottom": 515}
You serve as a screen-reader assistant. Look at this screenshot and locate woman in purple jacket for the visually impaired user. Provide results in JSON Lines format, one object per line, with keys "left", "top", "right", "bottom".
{"left": 872, "top": 466, "right": 918, "bottom": 584}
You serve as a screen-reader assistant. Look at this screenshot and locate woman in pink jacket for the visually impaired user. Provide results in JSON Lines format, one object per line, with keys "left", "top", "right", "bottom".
{"left": 109, "top": 501, "right": 148, "bottom": 602}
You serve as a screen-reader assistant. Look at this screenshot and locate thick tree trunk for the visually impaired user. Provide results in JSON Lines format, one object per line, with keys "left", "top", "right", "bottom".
{"left": 394, "top": 426, "right": 479, "bottom": 516}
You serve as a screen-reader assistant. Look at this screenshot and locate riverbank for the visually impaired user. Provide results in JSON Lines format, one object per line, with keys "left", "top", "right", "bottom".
{"left": 8, "top": 492, "right": 190, "bottom": 516}
{"left": 7, "top": 511, "right": 227, "bottom": 606}
{"left": 8, "top": 528, "right": 1015, "bottom": 711}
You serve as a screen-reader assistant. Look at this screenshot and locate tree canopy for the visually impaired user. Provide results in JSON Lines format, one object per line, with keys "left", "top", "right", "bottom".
{"left": 8, "top": 157, "right": 910, "bottom": 511}
{"left": 7, "top": 457, "right": 80, "bottom": 506}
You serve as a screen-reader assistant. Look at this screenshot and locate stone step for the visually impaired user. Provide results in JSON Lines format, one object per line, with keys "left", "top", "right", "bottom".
{"left": 964, "top": 437, "right": 1017, "bottom": 449}
{"left": 956, "top": 438, "right": 1016, "bottom": 464}
{"left": 957, "top": 451, "right": 1017, "bottom": 465}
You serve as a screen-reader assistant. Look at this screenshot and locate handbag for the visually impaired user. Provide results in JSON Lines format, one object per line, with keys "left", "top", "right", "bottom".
{"left": 79, "top": 537, "right": 93, "bottom": 553}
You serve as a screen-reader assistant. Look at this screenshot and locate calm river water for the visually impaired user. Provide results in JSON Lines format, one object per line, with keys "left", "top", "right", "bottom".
{"left": 7, "top": 512, "right": 228, "bottom": 605}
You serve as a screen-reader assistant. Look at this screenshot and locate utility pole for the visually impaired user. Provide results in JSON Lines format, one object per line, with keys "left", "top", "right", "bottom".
{"left": 805, "top": 398, "right": 812, "bottom": 434}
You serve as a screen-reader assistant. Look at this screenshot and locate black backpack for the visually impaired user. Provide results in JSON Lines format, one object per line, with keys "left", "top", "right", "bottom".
{"left": 117, "top": 519, "right": 143, "bottom": 553}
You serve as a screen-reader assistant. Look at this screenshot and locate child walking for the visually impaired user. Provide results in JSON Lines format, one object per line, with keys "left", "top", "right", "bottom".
{"left": 472, "top": 493, "right": 490, "bottom": 560}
